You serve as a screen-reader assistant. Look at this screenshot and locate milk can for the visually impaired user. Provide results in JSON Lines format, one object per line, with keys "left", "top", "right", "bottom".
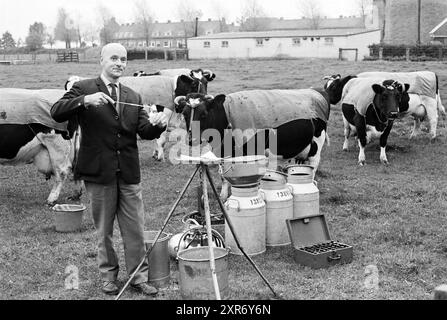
{"left": 259, "top": 171, "right": 293, "bottom": 246}
{"left": 224, "top": 183, "right": 266, "bottom": 256}
{"left": 286, "top": 165, "right": 319, "bottom": 218}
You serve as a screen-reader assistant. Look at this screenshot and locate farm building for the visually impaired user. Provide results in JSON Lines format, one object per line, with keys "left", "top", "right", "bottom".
{"left": 430, "top": 18, "right": 447, "bottom": 44}
{"left": 374, "top": 0, "right": 447, "bottom": 44}
{"left": 187, "top": 29, "right": 381, "bottom": 61}
{"left": 111, "top": 18, "right": 237, "bottom": 50}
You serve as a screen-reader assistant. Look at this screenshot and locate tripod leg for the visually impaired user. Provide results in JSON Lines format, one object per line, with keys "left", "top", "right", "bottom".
{"left": 204, "top": 166, "right": 278, "bottom": 297}
{"left": 201, "top": 164, "right": 221, "bottom": 300}
{"left": 115, "top": 164, "right": 201, "bottom": 300}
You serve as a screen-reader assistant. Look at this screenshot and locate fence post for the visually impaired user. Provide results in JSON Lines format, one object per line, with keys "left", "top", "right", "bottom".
{"left": 145, "top": 48, "right": 148, "bottom": 60}
{"left": 379, "top": 47, "right": 383, "bottom": 60}
{"left": 439, "top": 47, "right": 443, "bottom": 61}
{"left": 339, "top": 48, "right": 342, "bottom": 60}
{"left": 406, "top": 47, "right": 410, "bottom": 61}
{"left": 164, "top": 49, "right": 168, "bottom": 60}
{"left": 174, "top": 49, "right": 177, "bottom": 60}
{"left": 355, "top": 49, "right": 358, "bottom": 62}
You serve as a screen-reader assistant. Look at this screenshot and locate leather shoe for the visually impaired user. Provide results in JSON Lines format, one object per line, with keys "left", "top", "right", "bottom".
{"left": 130, "top": 282, "right": 158, "bottom": 296}
{"left": 102, "top": 281, "right": 119, "bottom": 295}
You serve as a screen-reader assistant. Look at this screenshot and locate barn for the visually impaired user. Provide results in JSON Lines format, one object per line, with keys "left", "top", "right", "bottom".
{"left": 187, "top": 29, "right": 381, "bottom": 61}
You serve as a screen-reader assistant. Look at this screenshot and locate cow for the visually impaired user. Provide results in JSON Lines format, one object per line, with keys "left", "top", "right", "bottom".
{"left": 65, "top": 69, "right": 216, "bottom": 161}
{"left": 0, "top": 88, "right": 80, "bottom": 205}
{"left": 175, "top": 75, "right": 353, "bottom": 199}
{"left": 357, "top": 71, "right": 445, "bottom": 139}
{"left": 341, "top": 77, "right": 410, "bottom": 166}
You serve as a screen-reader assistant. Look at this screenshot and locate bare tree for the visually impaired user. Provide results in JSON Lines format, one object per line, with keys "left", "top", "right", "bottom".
{"left": 133, "top": 0, "right": 155, "bottom": 47}
{"left": 357, "top": 0, "right": 373, "bottom": 26}
{"left": 238, "top": 0, "right": 267, "bottom": 31}
{"left": 176, "top": 0, "right": 203, "bottom": 48}
{"left": 54, "top": 8, "right": 76, "bottom": 48}
{"left": 210, "top": 0, "right": 230, "bottom": 32}
{"left": 97, "top": 3, "right": 119, "bottom": 45}
{"left": 296, "top": 0, "right": 322, "bottom": 30}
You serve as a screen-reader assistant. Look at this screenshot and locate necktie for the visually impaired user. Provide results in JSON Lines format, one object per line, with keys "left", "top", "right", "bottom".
{"left": 110, "top": 83, "right": 118, "bottom": 112}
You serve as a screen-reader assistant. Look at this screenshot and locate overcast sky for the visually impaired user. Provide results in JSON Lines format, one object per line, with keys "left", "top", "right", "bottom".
{"left": 0, "top": 0, "right": 365, "bottom": 41}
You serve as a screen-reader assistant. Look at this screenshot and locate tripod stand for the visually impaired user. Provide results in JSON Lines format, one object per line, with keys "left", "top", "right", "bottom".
{"left": 116, "top": 161, "right": 277, "bottom": 300}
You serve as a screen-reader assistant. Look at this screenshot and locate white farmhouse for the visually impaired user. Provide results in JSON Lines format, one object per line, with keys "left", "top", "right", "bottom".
{"left": 188, "top": 28, "right": 381, "bottom": 61}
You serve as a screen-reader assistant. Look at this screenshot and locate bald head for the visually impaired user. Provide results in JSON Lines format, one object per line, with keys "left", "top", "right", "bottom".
{"left": 100, "top": 43, "right": 127, "bottom": 81}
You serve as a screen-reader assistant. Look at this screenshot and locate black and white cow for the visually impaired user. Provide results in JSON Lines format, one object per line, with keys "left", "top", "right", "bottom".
{"left": 357, "top": 71, "right": 445, "bottom": 139}
{"left": 175, "top": 76, "right": 352, "bottom": 199}
{"left": 65, "top": 69, "right": 216, "bottom": 161}
{"left": 341, "top": 78, "right": 410, "bottom": 165}
{"left": 0, "top": 89, "right": 80, "bottom": 205}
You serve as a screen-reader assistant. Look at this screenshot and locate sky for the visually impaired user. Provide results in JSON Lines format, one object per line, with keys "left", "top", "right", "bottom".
{"left": 0, "top": 0, "right": 365, "bottom": 42}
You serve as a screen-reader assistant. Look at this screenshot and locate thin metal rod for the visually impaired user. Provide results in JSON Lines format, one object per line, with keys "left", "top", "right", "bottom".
{"left": 204, "top": 166, "right": 278, "bottom": 297}
{"left": 115, "top": 164, "right": 201, "bottom": 300}
{"left": 201, "top": 163, "right": 221, "bottom": 300}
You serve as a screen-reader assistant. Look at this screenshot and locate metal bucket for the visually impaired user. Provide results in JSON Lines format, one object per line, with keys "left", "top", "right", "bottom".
{"left": 224, "top": 184, "right": 266, "bottom": 256}
{"left": 143, "top": 231, "right": 171, "bottom": 288}
{"left": 177, "top": 246, "right": 229, "bottom": 300}
{"left": 260, "top": 171, "right": 293, "bottom": 246}
{"left": 52, "top": 204, "right": 86, "bottom": 233}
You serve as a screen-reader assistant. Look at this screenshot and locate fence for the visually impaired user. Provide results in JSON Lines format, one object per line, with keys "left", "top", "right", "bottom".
{"left": 368, "top": 44, "right": 447, "bottom": 61}
{"left": 127, "top": 48, "right": 188, "bottom": 61}
{"left": 56, "top": 51, "right": 79, "bottom": 63}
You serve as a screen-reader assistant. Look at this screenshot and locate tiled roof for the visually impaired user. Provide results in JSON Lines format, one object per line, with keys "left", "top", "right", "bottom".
{"left": 191, "top": 28, "right": 380, "bottom": 40}
{"left": 243, "top": 16, "right": 365, "bottom": 30}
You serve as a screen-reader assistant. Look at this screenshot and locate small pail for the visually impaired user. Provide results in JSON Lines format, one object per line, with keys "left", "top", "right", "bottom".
{"left": 52, "top": 204, "right": 86, "bottom": 233}
{"left": 177, "top": 246, "right": 229, "bottom": 300}
{"left": 144, "top": 231, "right": 171, "bottom": 288}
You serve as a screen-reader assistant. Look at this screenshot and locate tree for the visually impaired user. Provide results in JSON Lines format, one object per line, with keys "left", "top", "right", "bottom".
{"left": 210, "top": 0, "right": 230, "bottom": 32}
{"left": 176, "top": 0, "right": 203, "bottom": 48}
{"left": 97, "top": 3, "right": 119, "bottom": 45}
{"left": 54, "top": 8, "right": 76, "bottom": 48}
{"left": 25, "top": 22, "right": 46, "bottom": 51}
{"left": 357, "top": 0, "right": 373, "bottom": 27}
{"left": 1, "top": 31, "right": 16, "bottom": 49}
{"left": 46, "top": 32, "right": 55, "bottom": 49}
{"left": 133, "top": 0, "right": 155, "bottom": 47}
{"left": 296, "top": 0, "right": 322, "bottom": 30}
{"left": 238, "top": 0, "right": 267, "bottom": 32}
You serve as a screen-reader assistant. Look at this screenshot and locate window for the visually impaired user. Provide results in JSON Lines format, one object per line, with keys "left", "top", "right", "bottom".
{"left": 177, "top": 41, "right": 183, "bottom": 48}
{"left": 150, "top": 41, "right": 155, "bottom": 47}
{"left": 292, "top": 38, "right": 300, "bottom": 46}
{"left": 256, "top": 38, "right": 263, "bottom": 46}
{"left": 221, "top": 41, "right": 229, "bottom": 48}
{"left": 165, "top": 31, "right": 172, "bottom": 36}
{"left": 156, "top": 41, "right": 161, "bottom": 47}
{"left": 163, "top": 41, "right": 170, "bottom": 47}
{"left": 324, "top": 37, "right": 334, "bottom": 45}
{"left": 178, "top": 31, "right": 184, "bottom": 36}
{"left": 204, "top": 41, "right": 210, "bottom": 48}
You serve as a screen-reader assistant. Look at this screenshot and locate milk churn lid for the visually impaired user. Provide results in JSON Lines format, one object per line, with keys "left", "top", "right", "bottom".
{"left": 261, "top": 170, "right": 287, "bottom": 183}
{"left": 286, "top": 215, "right": 332, "bottom": 248}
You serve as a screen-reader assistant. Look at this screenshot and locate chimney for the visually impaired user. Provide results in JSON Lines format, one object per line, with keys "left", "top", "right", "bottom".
{"left": 208, "top": 18, "right": 211, "bottom": 22}
{"left": 167, "top": 20, "right": 171, "bottom": 23}
{"left": 339, "top": 15, "right": 343, "bottom": 18}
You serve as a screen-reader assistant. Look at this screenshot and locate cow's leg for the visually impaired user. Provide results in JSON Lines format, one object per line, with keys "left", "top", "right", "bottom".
{"left": 379, "top": 121, "right": 394, "bottom": 165}
{"left": 153, "top": 132, "right": 166, "bottom": 161}
{"left": 342, "top": 116, "right": 351, "bottom": 151}
{"left": 424, "top": 98, "right": 438, "bottom": 140}
{"left": 355, "top": 117, "right": 367, "bottom": 166}
{"left": 437, "top": 92, "right": 446, "bottom": 118}
{"left": 410, "top": 117, "right": 421, "bottom": 139}
{"left": 308, "top": 131, "right": 325, "bottom": 176}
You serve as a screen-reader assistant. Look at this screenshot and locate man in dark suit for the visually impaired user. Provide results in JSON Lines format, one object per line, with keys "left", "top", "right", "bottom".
{"left": 51, "top": 43, "right": 167, "bottom": 296}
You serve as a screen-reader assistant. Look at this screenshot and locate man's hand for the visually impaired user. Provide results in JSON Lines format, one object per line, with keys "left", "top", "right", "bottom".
{"left": 148, "top": 112, "right": 168, "bottom": 128}
{"left": 84, "top": 92, "right": 115, "bottom": 107}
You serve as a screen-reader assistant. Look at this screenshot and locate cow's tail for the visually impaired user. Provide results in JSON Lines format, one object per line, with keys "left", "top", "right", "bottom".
{"left": 435, "top": 73, "right": 446, "bottom": 117}
{"left": 325, "top": 131, "right": 330, "bottom": 147}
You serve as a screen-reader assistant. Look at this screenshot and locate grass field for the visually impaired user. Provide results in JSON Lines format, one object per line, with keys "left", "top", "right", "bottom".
{"left": 0, "top": 58, "right": 446, "bottom": 300}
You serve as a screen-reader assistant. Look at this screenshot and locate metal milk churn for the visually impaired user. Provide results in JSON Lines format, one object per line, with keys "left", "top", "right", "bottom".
{"left": 224, "top": 183, "right": 266, "bottom": 256}
{"left": 286, "top": 165, "right": 319, "bottom": 218}
{"left": 259, "top": 170, "right": 293, "bottom": 246}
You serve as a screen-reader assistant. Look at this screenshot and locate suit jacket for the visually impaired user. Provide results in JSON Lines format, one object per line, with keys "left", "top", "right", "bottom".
{"left": 51, "top": 77, "right": 166, "bottom": 184}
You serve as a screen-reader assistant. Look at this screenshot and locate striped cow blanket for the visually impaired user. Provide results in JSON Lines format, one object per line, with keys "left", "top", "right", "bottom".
{"left": 0, "top": 88, "right": 67, "bottom": 131}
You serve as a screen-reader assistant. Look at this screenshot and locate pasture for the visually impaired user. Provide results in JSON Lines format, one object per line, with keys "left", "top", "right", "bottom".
{"left": 0, "top": 58, "right": 446, "bottom": 300}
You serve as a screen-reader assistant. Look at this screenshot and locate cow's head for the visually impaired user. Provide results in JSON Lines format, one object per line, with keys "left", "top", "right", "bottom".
{"left": 382, "top": 79, "right": 411, "bottom": 114}
{"left": 174, "top": 69, "right": 216, "bottom": 101}
{"left": 65, "top": 75, "right": 84, "bottom": 91}
{"left": 175, "top": 93, "right": 226, "bottom": 146}
{"left": 323, "top": 74, "right": 357, "bottom": 105}
{"left": 372, "top": 79, "right": 410, "bottom": 120}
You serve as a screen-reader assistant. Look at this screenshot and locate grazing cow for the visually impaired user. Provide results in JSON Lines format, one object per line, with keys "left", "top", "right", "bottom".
{"left": 357, "top": 71, "right": 445, "bottom": 139}
{"left": 0, "top": 88, "right": 80, "bottom": 205}
{"left": 175, "top": 76, "right": 352, "bottom": 199}
{"left": 341, "top": 78, "right": 410, "bottom": 165}
{"left": 65, "top": 69, "right": 216, "bottom": 161}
